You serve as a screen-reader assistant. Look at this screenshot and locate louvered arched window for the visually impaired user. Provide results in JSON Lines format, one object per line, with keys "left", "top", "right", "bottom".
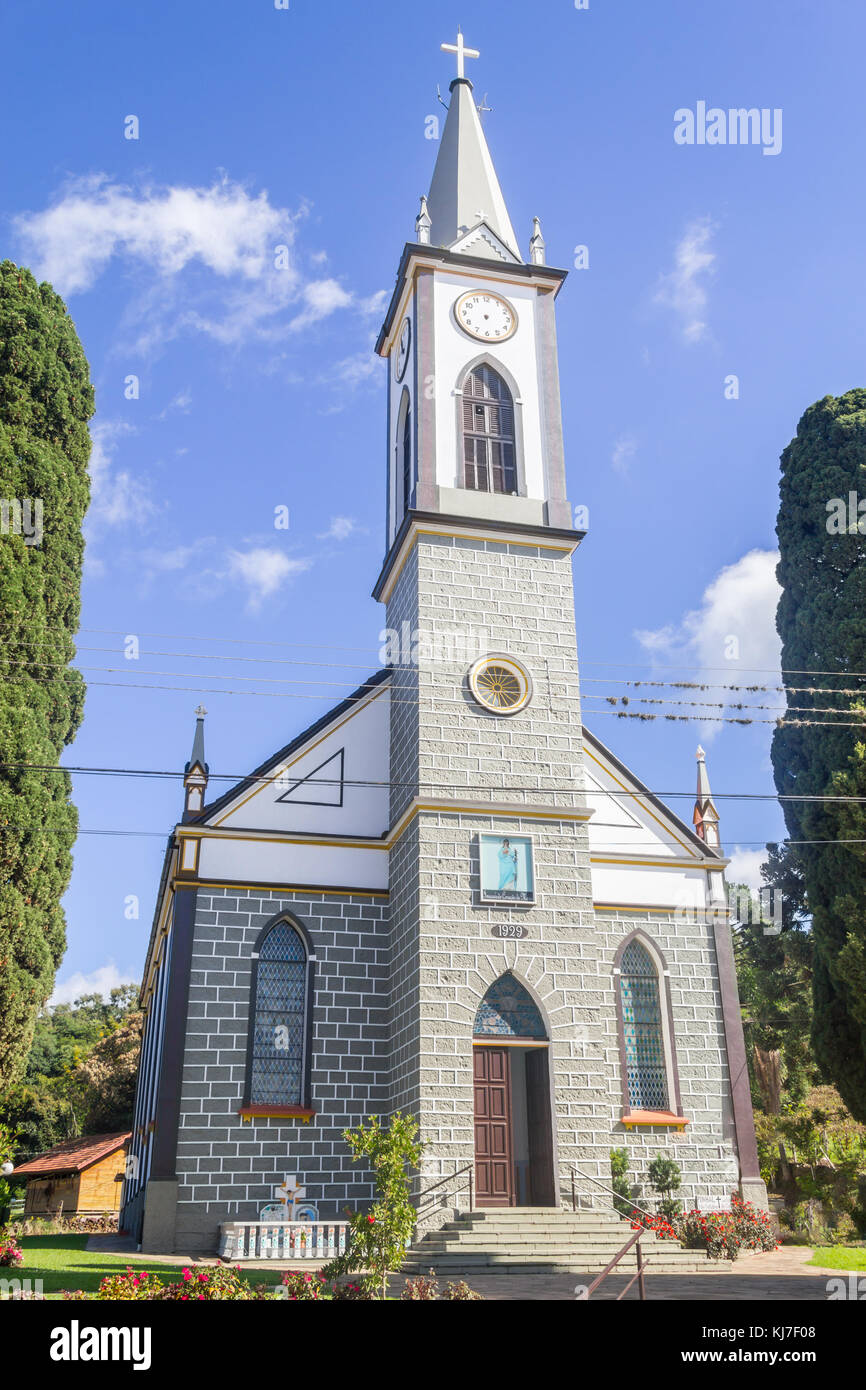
{"left": 462, "top": 365, "right": 517, "bottom": 495}
{"left": 248, "top": 920, "right": 311, "bottom": 1106}
{"left": 619, "top": 938, "right": 669, "bottom": 1110}
{"left": 402, "top": 403, "right": 413, "bottom": 513}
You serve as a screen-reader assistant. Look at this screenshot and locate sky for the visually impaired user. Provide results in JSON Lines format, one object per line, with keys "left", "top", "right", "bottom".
{"left": 1, "top": 0, "right": 864, "bottom": 1002}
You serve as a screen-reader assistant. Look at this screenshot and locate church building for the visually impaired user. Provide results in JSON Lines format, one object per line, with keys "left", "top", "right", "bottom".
{"left": 122, "top": 36, "right": 767, "bottom": 1255}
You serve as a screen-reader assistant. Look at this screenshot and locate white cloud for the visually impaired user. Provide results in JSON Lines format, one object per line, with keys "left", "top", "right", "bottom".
{"left": 317, "top": 516, "right": 362, "bottom": 541}
{"left": 87, "top": 419, "right": 157, "bottom": 534}
{"left": 227, "top": 547, "right": 312, "bottom": 610}
{"left": 611, "top": 434, "right": 638, "bottom": 475}
{"left": 288, "top": 278, "right": 353, "bottom": 332}
{"left": 726, "top": 847, "right": 768, "bottom": 895}
{"left": 653, "top": 216, "right": 717, "bottom": 343}
{"left": 49, "top": 962, "right": 138, "bottom": 1006}
{"left": 15, "top": 174, "right": 287, "bottom": 294}
{"left": 635, "top": 548, "right": 782, "bottom": 738}
{"left": 157, "top": 389, "right": 192, "bottom": 419}
{"left": 14, "top": 175, "right": 384, "bottom": 352}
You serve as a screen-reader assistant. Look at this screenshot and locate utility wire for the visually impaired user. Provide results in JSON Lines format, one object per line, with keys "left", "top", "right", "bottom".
{"left": 2, "top": 760, "right": 865, "bottom": 803}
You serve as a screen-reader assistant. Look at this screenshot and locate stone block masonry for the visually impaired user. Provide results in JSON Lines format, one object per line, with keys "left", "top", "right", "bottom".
{"left": 173, "top": 887, "right": 390, "bottom": 1253}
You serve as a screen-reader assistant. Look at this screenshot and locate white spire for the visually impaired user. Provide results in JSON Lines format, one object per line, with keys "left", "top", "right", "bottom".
{"left": 425, "top": 34, "right": 521, "bottom": 260}
{"left": 529, "top": 216, "right": 546, "bottom": 265}
{"left": 693, "top": 745, "right": 721, "bottom": 850}
{"left": 415, "top": 194, "right": 432, "bottom": 245}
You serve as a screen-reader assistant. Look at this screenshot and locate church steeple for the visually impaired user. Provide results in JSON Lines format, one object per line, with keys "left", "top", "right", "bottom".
{"left": 425, "top": 32, "right": 521, "bottom": 260}
{"left": 693, "top": 745, "right": 721, "bottom": 851}
{"left": 183, "top": 704, "right": 209, "bottom": 821}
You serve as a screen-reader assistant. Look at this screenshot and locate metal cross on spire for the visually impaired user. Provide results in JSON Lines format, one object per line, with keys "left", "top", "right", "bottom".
{"left": 441, "top": 28, "right": 480, "bottom": 79}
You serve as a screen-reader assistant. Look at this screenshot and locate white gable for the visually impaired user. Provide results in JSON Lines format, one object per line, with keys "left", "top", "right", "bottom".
{"left": 583, "top": 740, "right": 701, "bottom": 859}
{"left": 208, "top": 683, "right": 390, "bottom": 838}
{"left": 582, "top": 732, "right": 719, "bottom": 912}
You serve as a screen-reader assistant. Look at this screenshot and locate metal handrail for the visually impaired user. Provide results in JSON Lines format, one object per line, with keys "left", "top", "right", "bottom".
{"left": 565, "top": 1166, "right": 659, "bottom": 1302}
{"left": 575, "top": 1226, "right": 648, "bottom": 1302}
{"left": 412, "top": 1162, "right": 474, "bottom": 1221}
{"left": 565, "top": 1165, "right": 657, "bottom": 1226}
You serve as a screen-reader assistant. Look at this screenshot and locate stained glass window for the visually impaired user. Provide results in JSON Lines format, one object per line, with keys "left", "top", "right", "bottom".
{"left": 620, "top": 940, "right": 669, "bottom": 1110}
{"left": 473, "top": 974, "right": 546, "bottom": 1040}
{"left": 250, "top": 922, "right": 307, "bottom": 1106}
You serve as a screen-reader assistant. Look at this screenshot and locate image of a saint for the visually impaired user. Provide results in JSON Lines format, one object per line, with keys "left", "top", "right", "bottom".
{"left": 497, "top": 838, "right": 519, "bottom": 892}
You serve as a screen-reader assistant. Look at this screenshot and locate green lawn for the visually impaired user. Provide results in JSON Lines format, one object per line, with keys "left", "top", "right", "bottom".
{"left": 806, "top": 1246, "right": 866, "bottom": 1271}
{"left": 11, "top": 1235, "right": 286, "bottom": 1299}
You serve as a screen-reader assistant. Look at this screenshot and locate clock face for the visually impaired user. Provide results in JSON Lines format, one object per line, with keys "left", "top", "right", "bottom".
{"left": 395, "top": 318, "right": 411, "bottom": 380}
{"left": 454, "top": 290, "right": 517, "bottom": 343}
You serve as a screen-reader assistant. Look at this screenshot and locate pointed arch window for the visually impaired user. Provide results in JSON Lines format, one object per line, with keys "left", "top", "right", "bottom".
{"left": 245, "top": 919, "right": 313, "bottom": 1109}
{"left": 617, "top": 938, "right": 673, "bottom": 1112}
{"left": 402, "top": 402, "right": 413, "bottom": 513}
{"left": 462, "top": 365, "right": 517, "bottom": 495}
{"left": 473, "top": 973, "right": 546, "bottom": 1040}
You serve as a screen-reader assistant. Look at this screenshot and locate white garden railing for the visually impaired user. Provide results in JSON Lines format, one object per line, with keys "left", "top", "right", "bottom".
{"left": 218, "top": 1221, "right": 349, "bottom": 1262}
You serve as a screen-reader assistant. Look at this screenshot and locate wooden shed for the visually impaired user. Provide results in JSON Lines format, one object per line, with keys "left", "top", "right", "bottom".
{"left": 13, "top": 1132, "right": 131, "bottom": 1216}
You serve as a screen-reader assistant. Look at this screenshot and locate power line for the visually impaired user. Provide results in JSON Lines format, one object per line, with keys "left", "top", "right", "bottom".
{"left": 1, "top": 760, "right": 865, "bottom": 804}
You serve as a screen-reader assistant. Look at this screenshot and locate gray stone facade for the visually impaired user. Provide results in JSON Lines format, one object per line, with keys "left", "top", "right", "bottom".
{"left": 383, "top": 532, "right": 740, "bottom": 1215}
{"left": 173, "top": 887, "right": 389, "bottom": 1253}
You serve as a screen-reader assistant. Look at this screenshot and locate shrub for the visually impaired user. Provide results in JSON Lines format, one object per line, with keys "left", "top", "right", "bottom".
{"left": 156, "top": 1266, "right": 268, "bottom": 1301}
{"left": 647, "top": 1154, "right": 683, "bottom": 1221}
{"left": 279, "top": 1269, "right": 332, "bottom": 1301}
{"left": 0, "top": 1236, "right": 23, "bottom": 1268}
{"left": 402, "top": 1271, "right": 439, "bottom": 1300}
{"left": 610, "top": 1148, "right": 634, "bottom": 1218}
{"left": 339, "top": 1112, "right": 424, "bottom": 1299}
{"left": 441, "top": 1279, "right": 484, "bottom": 1300}
{"left": 634, "top": 1195, "right": 778, "bottom": 1261}
{"left": 92, "top": 1267, "right": 164, "bottom": 1300}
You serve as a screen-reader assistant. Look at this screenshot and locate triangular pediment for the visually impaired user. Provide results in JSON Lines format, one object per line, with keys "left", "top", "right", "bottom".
{"left": 449, "top": 221, "right": 520, "bottom": 263}
{"left": 582, "top": 728, "right": 716, "bottom": 860}
{"left": 195, "top": 671, "right": 390, "bottom": 838}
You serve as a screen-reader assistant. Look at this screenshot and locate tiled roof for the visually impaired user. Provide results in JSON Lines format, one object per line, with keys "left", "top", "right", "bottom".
{"left": 12, "top": 1131, "right": 131, "bottom": 1177}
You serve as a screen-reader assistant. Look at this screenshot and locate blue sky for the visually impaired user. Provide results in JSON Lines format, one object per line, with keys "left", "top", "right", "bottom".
{"left": 2, "top": 0, "right": 863, "bottom": 1000}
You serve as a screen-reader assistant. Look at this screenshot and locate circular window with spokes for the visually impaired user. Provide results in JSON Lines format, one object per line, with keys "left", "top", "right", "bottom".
{"left": 468, "top": 654, "right": 532, "bottom": 715}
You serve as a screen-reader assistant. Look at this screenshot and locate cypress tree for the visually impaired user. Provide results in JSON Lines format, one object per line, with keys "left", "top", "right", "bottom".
{"left": 770, "top": 388, "right": 866, "bottom": 1120}
{"left": 0, "top": 261, "right": 92, "bottom": 1089}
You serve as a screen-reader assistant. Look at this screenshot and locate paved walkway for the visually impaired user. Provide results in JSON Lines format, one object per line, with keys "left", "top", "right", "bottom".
{"left": 87, "top": 1236, "right": 852, "bottom": 1298}
{"left": 443, "top": 1248, "right": 855, "bottom": 1301}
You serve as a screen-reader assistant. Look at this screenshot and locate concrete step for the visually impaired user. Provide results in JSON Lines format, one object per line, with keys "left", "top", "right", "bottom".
{"left": 405, "top": 1208, "right": 730, "bottom": 1275}
{"left": 402, "top": 1257, "right": 720, "bottom": 1274}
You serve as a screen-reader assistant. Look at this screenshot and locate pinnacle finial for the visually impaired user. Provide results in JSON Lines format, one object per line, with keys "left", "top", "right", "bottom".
{"left": 529, "top": 216, "right": 546, "bottom": 265}
{"left": 415, "top": 194, "right": 432, "bottom": 244}
{"left": 696, "top": 744, "right": 706, "bottom": 760}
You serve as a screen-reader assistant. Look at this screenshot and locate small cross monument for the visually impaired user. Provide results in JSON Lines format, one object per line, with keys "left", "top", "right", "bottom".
{"left": 441, "top": 28, "right": 479, "bottom": 80}
{"left": 275, "top": 1174, "right": 306, "bottom": 1217}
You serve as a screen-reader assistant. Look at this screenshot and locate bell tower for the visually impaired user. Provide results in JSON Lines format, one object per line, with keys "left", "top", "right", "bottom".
{"left": 373, "top": 34, "right": 594, "bottom": 1207}
{"left": 374, "top": 34, "right": 578, "bottom": 562}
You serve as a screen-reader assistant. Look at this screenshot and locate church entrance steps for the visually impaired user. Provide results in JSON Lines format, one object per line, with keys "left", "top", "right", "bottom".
{"left": 403, "top": 1209, "right": 731, "bottom": 1275}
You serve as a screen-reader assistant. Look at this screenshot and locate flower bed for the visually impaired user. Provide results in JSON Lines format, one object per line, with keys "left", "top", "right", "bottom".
{"left": 632, "top": 1195, "right": 779, "bottom": 1261}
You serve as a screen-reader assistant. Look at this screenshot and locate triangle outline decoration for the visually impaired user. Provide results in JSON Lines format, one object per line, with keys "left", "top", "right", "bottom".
{"left": 583, "top": 772, "right": 644, "bottom": 829}
{"left": 275, "top": 748, "right": 345, "bottom": 808}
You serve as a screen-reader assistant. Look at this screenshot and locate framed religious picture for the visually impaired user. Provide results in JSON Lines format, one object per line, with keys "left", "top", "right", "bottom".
{"left": 479, "top": 833, "right": 535, "bottom": 905}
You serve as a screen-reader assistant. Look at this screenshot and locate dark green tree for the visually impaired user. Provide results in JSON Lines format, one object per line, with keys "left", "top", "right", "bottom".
{"left": 733, "top": 858, "right": 815, "bottom": 1112}
{"left": 771, "top": 389, "right": 866, "bottom": 1120}
{"left": 0, "top": 261, "right": 92, "bottom": 1089}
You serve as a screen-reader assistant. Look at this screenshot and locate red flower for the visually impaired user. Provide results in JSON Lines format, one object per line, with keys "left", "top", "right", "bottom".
{"left": 367, "top": 1215, "right": 375, "bottom": 1224}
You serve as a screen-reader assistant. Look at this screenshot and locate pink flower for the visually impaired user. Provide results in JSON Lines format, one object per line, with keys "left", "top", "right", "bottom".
{"left": 182, "top": 1269, "right": 193, "bottom": 1282}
